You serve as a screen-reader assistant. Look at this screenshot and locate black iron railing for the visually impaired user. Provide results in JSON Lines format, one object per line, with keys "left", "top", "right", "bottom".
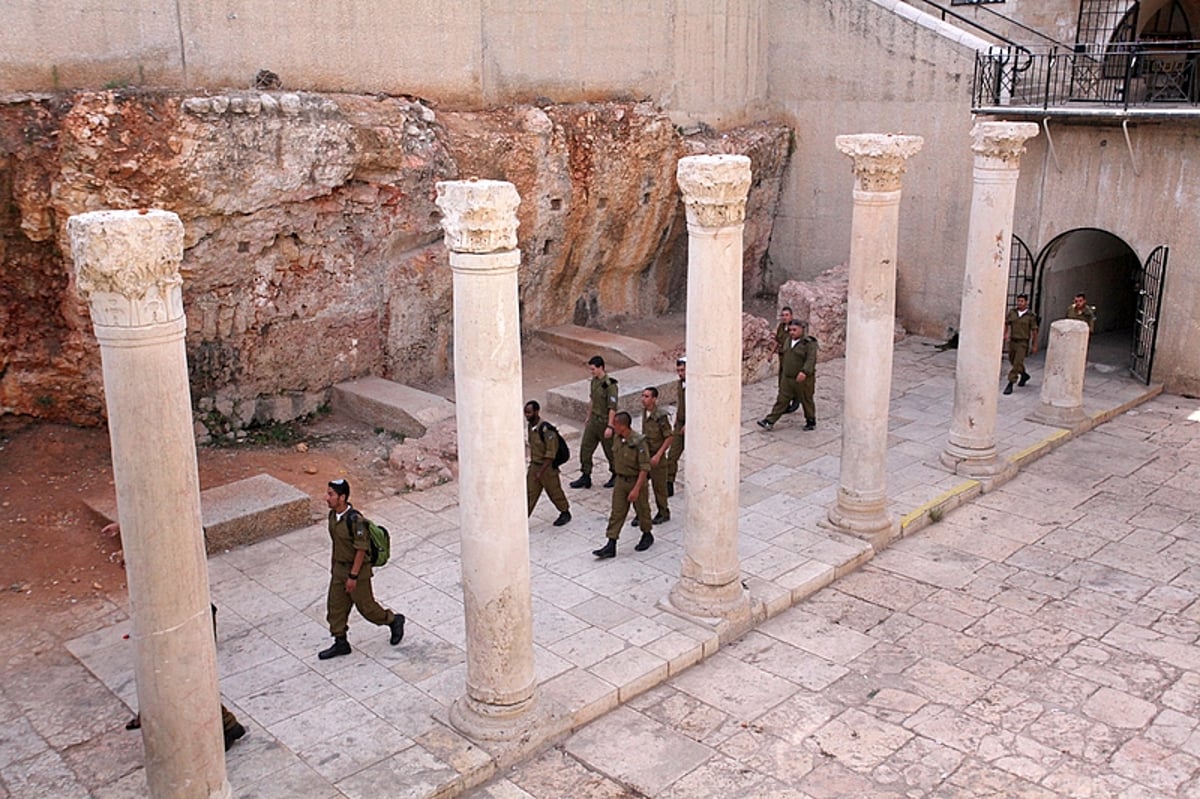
{"left": 974, "top": 44, "right": 1200, "bottom": 113}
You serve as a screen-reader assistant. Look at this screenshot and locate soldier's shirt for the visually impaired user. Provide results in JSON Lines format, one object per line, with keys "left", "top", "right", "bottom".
{"left": 613, "top": 432, "right": 651, "bottom": 477}
{"left": 589, "top": 376, "right": 618, "bottom": 419}
{"left": 642, "top": 407, "right": 672, "bottom": 452}
{"left": 1006, "top": 309, "right": 1038, "bottom": 341}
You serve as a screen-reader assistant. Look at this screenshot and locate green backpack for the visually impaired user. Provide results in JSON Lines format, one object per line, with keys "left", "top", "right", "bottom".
{"left": 348, "top": 509, "right": 391, "bottom": 568}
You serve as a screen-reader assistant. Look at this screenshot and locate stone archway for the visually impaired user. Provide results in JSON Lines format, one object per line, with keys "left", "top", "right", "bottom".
{"left": 1034, "top": 227, "right": 1140, "bottom": 367}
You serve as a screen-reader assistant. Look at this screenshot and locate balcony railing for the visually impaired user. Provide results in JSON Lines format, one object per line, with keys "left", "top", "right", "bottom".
{"left": 974, "top": 43, "right": 1200, "bottom": 117}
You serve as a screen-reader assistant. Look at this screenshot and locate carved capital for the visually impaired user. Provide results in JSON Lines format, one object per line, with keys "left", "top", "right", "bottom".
{"left": 69, "top": 209, "right": 186, "bottom": 328}
{"left": 435, "top": 180, "right": 521, "bottom": 253}
{"left": 971, "top": 121, "right": 1040, "bottom": 164}
{"left": 676, "top": 155, "right": 752, "bottom": 228}
{"left": 835, "top": 134, "right": 924, "bottom": 192}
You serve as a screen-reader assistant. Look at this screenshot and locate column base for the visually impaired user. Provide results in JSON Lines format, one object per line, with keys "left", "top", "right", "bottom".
{"left": 1029, "top": 404, "right": 1088, "bottom": 429}
{"left": 449, "top": 690, "right": 542, "bottom": 743}
{"left": 824, "top": 505, "right": 900, "bottom": 548}
{"left": 667, "top": 577, "right": 752, "bottom": 629}
{"left": 940, "top": 442, "right": 1005, "bottom": 478}
{"left": 211, "top": 780, "right": 232, "bottom": 799}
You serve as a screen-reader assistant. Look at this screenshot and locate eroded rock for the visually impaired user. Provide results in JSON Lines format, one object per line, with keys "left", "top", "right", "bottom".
{"left": 0, "top": 90, "right": 790, "bottom": 428}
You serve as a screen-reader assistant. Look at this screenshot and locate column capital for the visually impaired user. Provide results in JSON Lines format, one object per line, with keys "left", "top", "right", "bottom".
{"left": 69, "top": 209, "right": 186, "bottom": 328}
{"left": 971, "top": 121, "right": 1040, "bottom": 163}
{"left": 676, "top": 154, "right": 752, "bottom": 228}
{"left": 435, "top": 179, "right": 520, "bottom": 253}
{"left": 835, "top": 133, "right": 924, "bottom": 192}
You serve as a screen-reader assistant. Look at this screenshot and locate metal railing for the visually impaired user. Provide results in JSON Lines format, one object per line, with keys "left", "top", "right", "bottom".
{"left": 974, "top": 43, "right": 1200, "bottom": 114}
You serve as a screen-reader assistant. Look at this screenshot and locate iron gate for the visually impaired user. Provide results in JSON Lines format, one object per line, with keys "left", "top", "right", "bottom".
{"left": 1131, "top": 245, "right": 1168, "bottom": 384}
{"left": 1007, "top": 235, "right": 1038, "bottom": 311}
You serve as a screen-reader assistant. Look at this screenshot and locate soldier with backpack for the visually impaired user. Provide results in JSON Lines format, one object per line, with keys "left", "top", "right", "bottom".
{"left": 318, "top": 478, "right": 406, "bottom": 660}
{"left": 525, "top": 400, "right": 571, "bottom": 526}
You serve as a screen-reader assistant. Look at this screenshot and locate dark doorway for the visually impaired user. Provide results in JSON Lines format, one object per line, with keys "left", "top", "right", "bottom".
{"left": 1033, "top": 228, "right": 1141, "bottom": 370}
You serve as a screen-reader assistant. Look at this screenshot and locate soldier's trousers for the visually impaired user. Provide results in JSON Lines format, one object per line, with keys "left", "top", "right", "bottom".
{"left": 605, "top": 474, "right": 651, "bottom": 539}
{"left": 527, "top": 464, "right": 569, "bottom": 515}
{"left": 326, "top": 563, "right": 394, "bottom": 637}
{"left": 666, "top": 431, "right": 684, "bottom": 483}
{"left": 579, "top": 415, "right": 615, "bottom": 477}
{"left": 648, "top": 462, "right": 670, "bottom": 518}
{"left": 766, "top": 374, "right": 816, "bottom": 424}
{"left": 1008, "top": 339, "right": 1030, "bottom": 383}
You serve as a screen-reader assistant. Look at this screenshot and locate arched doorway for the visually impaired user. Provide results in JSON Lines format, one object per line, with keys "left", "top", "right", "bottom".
{"left": 1034, "top": 228, "right": 1141, "bottom": 368}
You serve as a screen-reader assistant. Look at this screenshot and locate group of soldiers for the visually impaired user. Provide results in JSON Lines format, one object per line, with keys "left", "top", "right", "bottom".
{"left": 1004, "top": 291, "right": 1096, "bottom": 396}
{"left": 527, "top": 306, "right": 823, "bottom": 559}
{"left": 526, "top": 354, "right": 687, "bottom": 559}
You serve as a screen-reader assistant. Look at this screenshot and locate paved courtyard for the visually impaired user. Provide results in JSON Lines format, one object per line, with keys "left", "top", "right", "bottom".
{"left": 6, "top": 337, "right": 1196, "bottom": 798}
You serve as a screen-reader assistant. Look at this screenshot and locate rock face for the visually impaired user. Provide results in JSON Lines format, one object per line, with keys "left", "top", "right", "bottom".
{"left": 776, "top": 263, "right": 906, "bottom": 363}
{"left": 742, "top": 313, "right": 778, "bottom": 384}
{"left": 0, "top": 90, "right": 791, "bottom": 429}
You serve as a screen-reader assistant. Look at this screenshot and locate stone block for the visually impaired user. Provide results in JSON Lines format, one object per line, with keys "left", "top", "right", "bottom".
{"left": 544, "top": 365, "right": 679, "bottom": 423}
{"left": 332, "top": 377, "right": 456, "bottom": 438}
{"left": 85, "top": 474, "right": 312, "bottom": 554}
{"left": 200, "top": 474, "right": 312, "bottom": 553}
{"left": 535, "top": 324, "right": 665, "bottom": 369}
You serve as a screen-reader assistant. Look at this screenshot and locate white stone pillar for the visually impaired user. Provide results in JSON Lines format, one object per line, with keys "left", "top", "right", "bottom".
{"left": 669, "top": 155, "right": 752, "bottom": 621}
{"left": 1030, "top": 319, "right": 1089, "bottom": 427}
{"left": 828, "top": 134, "right": 923, "bottom": 544}
{"left": 436, "top": 180, "right": 539, "bottom": 741}
{"left": 69, "top": 210, "right": 230, "bottom": 799}
{"left": 942, "top": 122, "right": 1040, "bottom": 477}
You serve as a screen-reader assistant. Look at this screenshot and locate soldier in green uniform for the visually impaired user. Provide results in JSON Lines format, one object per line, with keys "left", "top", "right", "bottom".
{"left": 758, "top": 318, "right": 818, "bottom": 431}
{"left": 665, "top": 356, "right": 686, "bottom": 497}
{"left": 525, "top": 400, "right": 571, "bottom": 526}
{"left": 318, "top": 478, "right": 406, "bottom": 660}
{"left": 630, "top": 387, "right": 673, "bottom": 526}
{"left": 774, "top": 306, "right": 800, "bottom": 414}
{"left": 592, "top": 411, "right": 654, "bottom": 559}
{"left": 570, "top": 355, "right": 618, "bottom": 489}
{"left": 1003, "top": 294, "right": 1039, "bottom": 395}
{"left": 1065, "top": 292, "right": 1096, "bottom": 333}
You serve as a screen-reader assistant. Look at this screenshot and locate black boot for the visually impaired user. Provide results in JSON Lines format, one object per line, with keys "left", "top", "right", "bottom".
{"left": 785, "top": 399, "right": 800, "bottom": 414}
{"left": 553, "top": 510, "right": 571, "bottom": 527}
{"left": 630, "top": 517, "right": 641, "bottom": 528}
{"left": 1003, "top": 382, "right": 1014, "bottom": 395}
{"left": 569, "top": 474, "right": 592, "bottom": 489}
{"left": 318, "top": 636, "right": 351, "bottom": 660}
{"left": 667, "top": 481, "right": 675, "bottom": 497}
{"left": 603, "top": 474, "right": 616, "bottom": 489}
{"left": 224, "top": 722, "right": 246, "bottom": 751}
{"left": 1018, "top": 373, "right": 1031, "bottom": 387}
{"left": 592, "top": 539, "right": 617, "bottom": 559}
{"left": 389, "top": 614, "right": 406, "bottom": 645}
{"left": 803, "top": 419, "right": 816, "bottom": 431}
{"left": 652, "top": 512, "right": 669, "bottom": 525}
{"left": 634, "top": 532, "right": 655, "bottom": 552}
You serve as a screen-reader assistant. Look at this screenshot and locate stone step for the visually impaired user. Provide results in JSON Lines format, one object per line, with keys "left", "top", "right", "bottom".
{"left": 332, "top": 376, "right": 456, "bottom": 438}
{"left": 544, "top": 365, "right": 680, "bottom": 423}
{"left": 535, "top": 324, "right": 666, "bottom": 369}
{"left": 86, "top": 474, "right": 312, "bottom": 554}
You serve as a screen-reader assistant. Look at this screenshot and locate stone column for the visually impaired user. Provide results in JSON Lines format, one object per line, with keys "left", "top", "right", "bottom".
{"left": 669, "top": 155, "right": 753, "bottom": 622}
{"left": 436, "top": 180, "right": 539, "bottom": 741}
{"left": 828, "top": 134, "right": 923, "bottom": 544}
{"left": 1030, "top": 319, "right": 1089, "bottom": 427}
{"left": 69, "top": 210, "right": 230, "bottom": 799}
{"left": 942, "top": 121, "right": 1040, "bottom": 477}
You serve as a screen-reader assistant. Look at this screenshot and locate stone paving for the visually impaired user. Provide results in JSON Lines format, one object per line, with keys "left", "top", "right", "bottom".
{"left": 3, "top": 337, "right": 1183, "bottom": 798}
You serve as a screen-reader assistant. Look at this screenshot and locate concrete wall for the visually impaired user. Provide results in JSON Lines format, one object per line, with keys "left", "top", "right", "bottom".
{"left": 765, "top": 0, "right": 979, "bottom": 338}
{"left": 0, "top": 0, "right": 767, "bottom": 125}
{"left": 1018, "top": 123, "right": 1200, "bottom": 394}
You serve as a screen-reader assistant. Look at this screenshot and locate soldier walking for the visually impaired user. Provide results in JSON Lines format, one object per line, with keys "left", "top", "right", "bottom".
{"left": 758, "top": 318, "right": 818, "bottom": 431}
{"left": 570, "top": 355, "right": 618, "bottom": 489}
{"left": 592, "top": 412, "right": 654, "bottom": 559}
{"left": 525, "top": 400, "right": 571, "bottom": 526}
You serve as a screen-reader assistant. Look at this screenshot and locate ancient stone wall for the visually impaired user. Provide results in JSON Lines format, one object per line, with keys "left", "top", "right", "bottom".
{"left": 0, "top": 90, "right": 790, "bottom": 427}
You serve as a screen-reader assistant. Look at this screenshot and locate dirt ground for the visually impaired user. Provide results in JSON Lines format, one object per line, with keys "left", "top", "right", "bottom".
{"left": 0, "top": 308, "right": 719, "bottom": 634}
